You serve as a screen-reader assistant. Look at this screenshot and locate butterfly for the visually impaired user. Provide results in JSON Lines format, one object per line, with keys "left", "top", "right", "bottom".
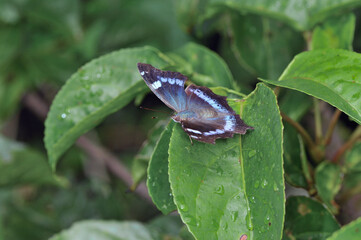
{"left": 137, "top": 63, "right": 253, "bottom": 144}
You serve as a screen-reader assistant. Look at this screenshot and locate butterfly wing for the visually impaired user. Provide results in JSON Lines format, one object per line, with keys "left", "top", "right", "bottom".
{"left": 182, "top": 85, "right": 253, "bottom": 143}
{"left": 138, "top": 63, "right": 187, "bottom": 112}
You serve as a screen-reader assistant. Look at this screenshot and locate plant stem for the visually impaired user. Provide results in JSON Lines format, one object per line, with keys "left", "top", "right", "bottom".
{"left": 323, "top": 109, "right": 341, "bottom": 145}
{"left": 281, "top": 112, "right": 324, "bottom": 162}
{"left": 298, "top": 135, "right": 313, "bottom": 185}
{"left": 313, "top": 98, "right": 322, "bottom": 145}
{"left": 332, "top": 125, "right": 361, "bottom": 164}
{"left": 281, "top": 112, "right": 315, "bottom": 148}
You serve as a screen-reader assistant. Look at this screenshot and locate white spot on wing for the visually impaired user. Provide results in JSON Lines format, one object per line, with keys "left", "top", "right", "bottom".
{"left": 190, "top": 135, "right": 199, "bottom": 139}
{"left": 185, "top": 128, "right": 202, "bottom": 135}
{"left": 152, "top": 80, "right": 162, "bottom": 89}
{"left": 176, "top": 79, "right": 183, "bottom": 86}
{"left": 168, "top": 78, "right": 175, "bottom": 84}
{"left": 140, "top": 71, "right": 145, "bottom": 76}
{"left": 224, "top": 115, "right": 235, "bottom": 131}
{"left": 160, "top": 77, "right": 167, "bottom": 82}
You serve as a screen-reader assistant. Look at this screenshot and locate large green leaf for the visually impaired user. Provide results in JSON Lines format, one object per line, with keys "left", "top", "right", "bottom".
{"left": 228, "top": 13, "right": 304, "bottom": 79}
{"left": 327, "top": 217, "right": 361, "bottom": 240}
{"left": 169, "top": 84, "right": 284, "bottom": 240}
{"left": 283, "top": 196, "right": 340, "bottom": 240}
{"left": 261, "top": 49, "right": 361, "bottom": 125}
{"left": 49, "top": 221, "right": 153, "bottom": 240}
{"left": 147, "top": 121, "right": 177, "bottom": 214}
{"left": 311, "top": 13, "right": 355, "bottom": 50}
{"left": 208, "top": 0, "right": 361, "bottom": 31}
{"left": 170, "top": 42, "right": 237, "bottom": 89}
{"left": 44, "top": 46, "right": 171, "bottom": 170}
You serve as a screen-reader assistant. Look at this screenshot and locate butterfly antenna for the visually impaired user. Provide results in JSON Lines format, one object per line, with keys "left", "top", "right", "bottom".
{"left": 139, "top": 106, "right": 173, "bottom": 117}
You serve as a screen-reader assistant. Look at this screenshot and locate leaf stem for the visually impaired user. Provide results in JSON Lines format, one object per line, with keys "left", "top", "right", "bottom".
{"left": 281, "top": 112, "right": 314, "bottom": 149}
{"left": 323, "top": 109, "right": 341, "bottom": 145}
{"left": 332, "top": 126, "right": 361, "bottom": 164}
{"left": 313, "top": 98, "right": 322, "bottom": 145}
{"left": 281, "top": 111, "right": 324, "bottom": 162}
{"left": 298, "top": 135, "right": 313, "bottom": 185}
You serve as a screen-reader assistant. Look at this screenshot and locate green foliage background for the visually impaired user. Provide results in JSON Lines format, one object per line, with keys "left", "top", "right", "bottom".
{"left": 1, "top": 0, "right": 361, "bottom": 239}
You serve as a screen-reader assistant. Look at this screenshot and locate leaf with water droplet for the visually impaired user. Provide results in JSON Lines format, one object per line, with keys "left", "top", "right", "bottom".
{"left": 45, "top": 46, "right": 172, "bottom": 170}
{"left": 168, "top": 84, "right": 284, "bottom": 239}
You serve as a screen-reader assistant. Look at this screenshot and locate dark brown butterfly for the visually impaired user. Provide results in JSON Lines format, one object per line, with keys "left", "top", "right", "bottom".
{"left": 138, "top": 63, "right": 253, "bottom": 144}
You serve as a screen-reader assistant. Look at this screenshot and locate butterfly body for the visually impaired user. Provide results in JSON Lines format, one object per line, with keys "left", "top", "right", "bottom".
{"left": 138, "top": 63, "right": 253, "bottom": 144}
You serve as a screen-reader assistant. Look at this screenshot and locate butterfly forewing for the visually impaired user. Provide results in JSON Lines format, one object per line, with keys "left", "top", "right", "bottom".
{"left": 138, "top": 63, "right": 187, "bottom": 112}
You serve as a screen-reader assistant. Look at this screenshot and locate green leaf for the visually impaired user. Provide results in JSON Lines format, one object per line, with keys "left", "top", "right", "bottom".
{"left": 147, "top": 121, "right": 177, "bottom": 214}
{"left": 170, "top": 42, "right": 237, "bottom": 89}
{"left": 327, "top": 217, "right": 361, "bottom": 240}
{"left": 49, "top": 220, "right": 153, "bottom": 240}
{"left": 0, "top": 135, "right": 62, "bottom": 187}
{"left": 208, "top": 0, "right": 361, "bottom": 31}
{"left": 228, "top": 13, "right": 304, "bottom": 79}
{"left": 283, "top": 196, "right": 340, "bottom": 240}
{"left": 131, "top": 120, "right": 168, "bottom": 187}
{"left": 44, "top": 46, "right": 171, "bottom": 170}
{"left": 147, "top": 215, "right": 184, "bottom": 239}
{"left": 343, "top": 141, "right": 361, "bottom": 173}
{"left": 261, "top": 49, "right": 361, "bottom": 125}
{"left": 311, "top": 13, "right": 355, "bottom": 50}
{"left": 315, "top": 162, "right": 342, "bottom": 213}
{"left": 169, "top": 84, "right": 284, "bottom": 239}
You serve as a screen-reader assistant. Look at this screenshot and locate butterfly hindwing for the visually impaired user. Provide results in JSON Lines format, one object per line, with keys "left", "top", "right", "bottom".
{"left": 138, "top": 63, "right": 187, "bottom": 112}
{"left": 182, "top": 85, "right": 253, "bottom": 143}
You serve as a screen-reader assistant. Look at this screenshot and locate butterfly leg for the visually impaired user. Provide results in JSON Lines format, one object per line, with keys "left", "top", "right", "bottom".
{"left": 188, "top": 135, "right": 194, "bottom": 145}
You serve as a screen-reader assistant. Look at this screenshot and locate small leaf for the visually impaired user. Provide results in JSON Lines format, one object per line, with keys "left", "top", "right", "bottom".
{"left": 283, "top": 196, "right": 340, "bottom": 240}
{"left": 315, "top": 162, "right": 342, "bottom": 213}
{"left": 131, "top": 120, "right": 168, "bottom": 187}
{"left": 311, "top": 13, "right": 355, "bottom": 50}
{"left": 326, "top": 217, "right": 361, "bottom": 240}
{"left": 44, "top": 46, "right": 171, "bottom": 170}
{"left": 170, "top": 42, "right": 237, "bottom": 89}
{"left": 169, "top": 83, "right": 284, "bottom": 239}
{"left": 147, "top": 121, "right": 177, "bottom": 214}
{"left": 0, "top": 135, "right": 62, "bottom": 187}
{"left": 261, "top": 49, "right": 361, "bottom": 125}
{"left": 49, "top": 220, "right": 153, "bottom": 240}
{"left": 343, "top": 141, "right": 361, "bottom": 173}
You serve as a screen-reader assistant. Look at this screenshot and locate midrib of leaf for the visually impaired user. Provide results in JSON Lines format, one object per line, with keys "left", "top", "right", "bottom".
{"left": 237, "top": 99, "right": 253, "bottom": 239}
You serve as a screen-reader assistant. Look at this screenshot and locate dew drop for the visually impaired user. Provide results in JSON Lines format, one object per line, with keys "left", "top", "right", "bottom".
{"left": 273, "top": 183, "right": 279, "bottom": 192}
{"left": 262, "top": 179, "right": 268, "bottom": 188}
{"left": 231, "top": 211, "right": 238, "bottom": 222}
{"left": 248, "top": 150, "right": 256, "bottom": 158}
{"left": 61, "top": 113, "right": 67, "bottom": 119}
{"left": 215, "top": 185, "right": 225, "bottom": 195}
{"left": 246, "top": 212, "right": 254, "bottom": 230}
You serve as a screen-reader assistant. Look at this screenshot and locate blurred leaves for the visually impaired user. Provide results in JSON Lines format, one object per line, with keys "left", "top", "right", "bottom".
{"left": 283, "top": 196, "right": 340, "bottom": 240}
{"left": 311, "top": 13, "right": 355, "bottom": 50}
